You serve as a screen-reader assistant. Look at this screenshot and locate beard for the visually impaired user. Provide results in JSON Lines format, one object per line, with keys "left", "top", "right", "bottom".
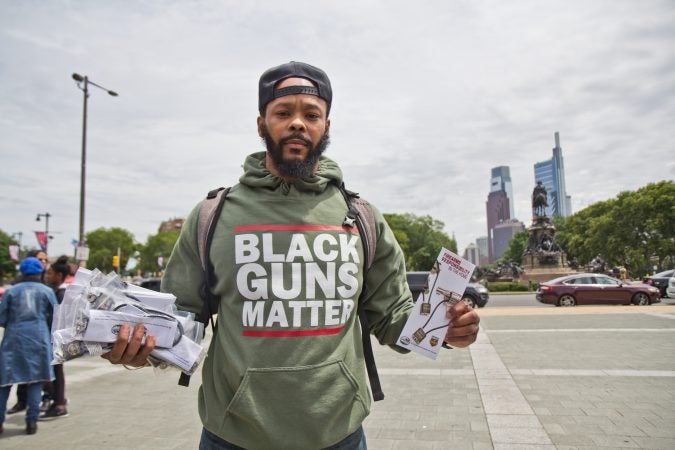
{"left": 261, "top": 124, "right": 331, "bottom": 179}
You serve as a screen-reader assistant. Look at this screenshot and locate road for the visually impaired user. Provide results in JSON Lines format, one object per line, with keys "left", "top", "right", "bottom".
{"left": 0, "top": 294, "right": 674, "bottom": 449}
{"left": 484, "top": 292, "right": 675, "bottom": 308}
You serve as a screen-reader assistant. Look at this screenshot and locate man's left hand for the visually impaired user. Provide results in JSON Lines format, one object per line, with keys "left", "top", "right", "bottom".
{"left": 444, "top": 301, "right": 480, "bottom": 348}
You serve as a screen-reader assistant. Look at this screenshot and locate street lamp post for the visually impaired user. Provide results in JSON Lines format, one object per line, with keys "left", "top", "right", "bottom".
{"left": 35, "top": 212, "right": 51, "bottom": 253}
{"left": 72, "top": 73, "right": 118, "bottom": 259}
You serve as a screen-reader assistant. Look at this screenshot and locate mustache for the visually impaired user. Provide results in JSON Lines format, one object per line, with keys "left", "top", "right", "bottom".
{"left": 278, "top": 133, "right": 313, "bottom": 147}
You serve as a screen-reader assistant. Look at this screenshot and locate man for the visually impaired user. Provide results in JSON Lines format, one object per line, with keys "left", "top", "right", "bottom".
{"left": 105, "top": 61, "right": 480, "bottom": 450}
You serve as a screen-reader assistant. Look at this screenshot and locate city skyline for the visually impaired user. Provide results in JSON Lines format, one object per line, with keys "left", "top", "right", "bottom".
{"left": 1, "top": 1, "right": 673, "bottom": 259}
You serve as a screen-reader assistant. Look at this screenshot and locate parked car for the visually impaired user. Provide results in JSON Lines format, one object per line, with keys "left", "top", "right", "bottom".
{"left": 406, "top": 271, "right": 489, "bottom": 308}
{"left": 667, "top": 277, "right": 675, "bottom": 299}
{"left": 643, "top": 269, "right": 675, "bottom": 298}
{"left": 139, "top": 277, "right": 161, "bottom": 292}
{"left": 537, "top": 273, "right": 660, "bottom": 307}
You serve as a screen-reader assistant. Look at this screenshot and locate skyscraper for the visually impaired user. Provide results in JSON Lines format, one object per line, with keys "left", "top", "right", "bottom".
{"left": 462, "top": 243, "right": 481, "bottom": 266}
{"left": 534, "top": 132, "right": 572, "bottom": 217}
{"left": 490, "top": 166, "right": 515, "bottom": 219}
{"left": 475, "top": 236, "right": 489, "bottom": 265}
{"left": 486, "top": 166, "right": 514, "bottom": 263}
{"left": 486, "top": 190, "right": 510, "bottom": 262}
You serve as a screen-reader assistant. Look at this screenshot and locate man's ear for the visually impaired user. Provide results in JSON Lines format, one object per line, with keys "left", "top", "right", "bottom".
{"left": 325, "top": 118, "right": 331, "bottom": 133}
{"left": 257, "top": 116, "right": 264, "bottom": 137}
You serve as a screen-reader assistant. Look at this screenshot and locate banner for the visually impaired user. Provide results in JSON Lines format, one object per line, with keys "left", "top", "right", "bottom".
{"left": 8, "top": 244, "right": 19, "bottom": 262}
{"left": 35, "top": 231, "right": 47, "bottom": 251}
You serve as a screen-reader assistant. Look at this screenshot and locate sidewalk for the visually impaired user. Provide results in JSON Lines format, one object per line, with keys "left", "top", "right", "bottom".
{"left": 1, "top": 306, "right": 674, "bottom": 449}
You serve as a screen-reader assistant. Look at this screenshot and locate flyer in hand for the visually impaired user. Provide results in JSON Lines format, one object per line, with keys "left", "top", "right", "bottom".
{"left": 397, "top": 248, "right": 475, "bottom": 359}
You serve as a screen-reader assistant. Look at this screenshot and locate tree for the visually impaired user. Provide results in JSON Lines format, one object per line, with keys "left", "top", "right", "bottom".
{"left": 84, "top": 227, "right": 137, "bottom": 273}
{"left": 0, "top": 229, "right": 19, "bottom": 281}
{"left": 383, "top": 213, "right": 457, "bottom": 271}
{"left": 137, "top": 230, "right": 181, "bottom": 275}
{"left": 554, "top": 180, "right": 674, "bottom": 277}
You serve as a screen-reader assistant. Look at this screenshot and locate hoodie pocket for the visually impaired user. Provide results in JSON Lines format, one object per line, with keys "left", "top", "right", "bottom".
{"left": 221, "top": 359, "right": 368, "bottom": 449}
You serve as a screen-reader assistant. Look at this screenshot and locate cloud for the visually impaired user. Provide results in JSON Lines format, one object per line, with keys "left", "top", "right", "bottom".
{"left": 0, "top": 0, "right": 673, "bottom": 258}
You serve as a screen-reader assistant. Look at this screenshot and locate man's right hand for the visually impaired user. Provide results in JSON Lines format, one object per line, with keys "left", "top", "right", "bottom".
{"left": 101, "top": 323, "right": 155, "bottom": 367}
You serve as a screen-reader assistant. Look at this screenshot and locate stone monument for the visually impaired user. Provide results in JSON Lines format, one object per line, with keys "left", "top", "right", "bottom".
{"left": 521, "top": 182, "right": 574, "bottom": 283}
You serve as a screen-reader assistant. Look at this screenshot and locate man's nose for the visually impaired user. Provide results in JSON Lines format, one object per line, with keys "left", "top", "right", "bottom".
{"left": 289, "top": 115, "right": 306, "bottom": 131}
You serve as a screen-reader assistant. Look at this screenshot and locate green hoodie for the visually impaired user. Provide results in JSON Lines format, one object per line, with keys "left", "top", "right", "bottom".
{"left": 162, "top": 151, "right": 413, "bottom": 449}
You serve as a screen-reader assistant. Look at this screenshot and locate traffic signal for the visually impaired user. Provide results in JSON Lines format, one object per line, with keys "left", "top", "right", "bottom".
{"left": 112, "top": 255, "right": 119, "bottom": 268}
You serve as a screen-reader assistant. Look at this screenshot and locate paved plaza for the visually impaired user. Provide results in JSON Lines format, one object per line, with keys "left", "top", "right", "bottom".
{"left": 1, "top": 304, "right": 674, "bottom": 449}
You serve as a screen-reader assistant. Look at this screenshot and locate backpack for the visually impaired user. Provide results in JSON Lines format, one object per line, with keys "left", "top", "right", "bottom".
{"left": 177, "top": 183, "right": 385, "bottom": 401}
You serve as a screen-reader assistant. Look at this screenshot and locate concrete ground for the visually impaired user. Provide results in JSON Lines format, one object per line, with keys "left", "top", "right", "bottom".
{"left": 1, "top": 304, "right": 674, "bottom": 449}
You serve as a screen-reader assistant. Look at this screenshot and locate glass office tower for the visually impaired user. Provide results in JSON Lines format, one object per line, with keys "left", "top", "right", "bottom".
{"left": 534, "top": 132, "right": 572, "bottom": 217}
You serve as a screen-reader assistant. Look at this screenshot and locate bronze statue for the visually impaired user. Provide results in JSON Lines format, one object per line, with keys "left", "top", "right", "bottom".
{"left": 532, "top": 181, "right": 548, "bottom": 217}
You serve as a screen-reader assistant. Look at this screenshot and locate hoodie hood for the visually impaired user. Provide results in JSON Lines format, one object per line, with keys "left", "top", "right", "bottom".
{"left": 239, "top": 151, "right": 343, "bottom": 194}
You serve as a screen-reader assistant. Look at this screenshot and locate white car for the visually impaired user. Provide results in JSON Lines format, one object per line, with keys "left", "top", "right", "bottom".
{"left": 667, "top": 277, "right": 675, "bottom": 298}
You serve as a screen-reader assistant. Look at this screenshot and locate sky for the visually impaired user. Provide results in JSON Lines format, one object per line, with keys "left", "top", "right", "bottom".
{"left": 1, "top": 0, "right": 674, "bottom": 261}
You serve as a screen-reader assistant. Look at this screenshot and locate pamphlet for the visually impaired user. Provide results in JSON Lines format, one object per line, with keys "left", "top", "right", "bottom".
{"left": 52, "top": 268, "right": 206, "bottom": 374}
{"left": 81, "top": 309, "right": 179, "bottom": 349}
{"left": 397, "top": 248, "right": 475, "bottom": 359}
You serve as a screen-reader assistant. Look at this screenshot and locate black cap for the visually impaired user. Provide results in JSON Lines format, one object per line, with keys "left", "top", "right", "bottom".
{"left": 258, "top": 61, "right": 332, "bottom": 117}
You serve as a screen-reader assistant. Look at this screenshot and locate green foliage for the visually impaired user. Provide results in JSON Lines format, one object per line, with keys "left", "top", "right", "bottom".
{"left": 0, "top": 229, "right": 19, "bottom": 281}
{"left": 138, "top": 230, "right": 181, "bottom": 274}
{"left": 555, "top": 180, "right": 674, "bottom": 277}
{"left": 487, "top": 281, "right": 532, "bottom": 292}
{"left": 383, "top": 213, "right": 457, "bottom": 271}
{"left": 498, "top": 230, "right": 529, "bottom": 265}
{"left": 84, "top": 227, "right": 137, "bottom": 273}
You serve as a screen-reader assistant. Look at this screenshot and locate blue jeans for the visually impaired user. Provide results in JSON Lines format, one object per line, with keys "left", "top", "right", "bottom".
{"left": 199, "top": 425, "right": 367, "bottom": 450}
{"left": 0, "top": 383, "right": 42, "bottom": 423}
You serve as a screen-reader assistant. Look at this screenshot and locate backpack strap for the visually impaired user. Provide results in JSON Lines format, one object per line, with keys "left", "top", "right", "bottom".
{"left": 338, "top": 184, "right": 385, "bottom": 401}
{"left": 196, "top": 187, "right": 230, "bottom": 327}
{"left": 178, "top": 186, "right": 229, "bottom": 387}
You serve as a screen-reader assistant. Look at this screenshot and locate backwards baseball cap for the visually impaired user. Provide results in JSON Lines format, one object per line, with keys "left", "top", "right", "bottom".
{"left": 258, "top": 61, "right": 332, "bottom": 117}
{"left": 19, "top": 256, "right": 44, "bottom": 275}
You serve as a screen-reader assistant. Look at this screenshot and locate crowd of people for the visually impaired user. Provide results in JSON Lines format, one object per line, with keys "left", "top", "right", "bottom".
{"left": 0, "top": 250, "right": 72, "bottom": 436}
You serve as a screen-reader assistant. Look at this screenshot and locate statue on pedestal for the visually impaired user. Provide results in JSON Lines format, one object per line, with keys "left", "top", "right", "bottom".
{"left": 523, "top": 182, "right": 564, "bottom": 267}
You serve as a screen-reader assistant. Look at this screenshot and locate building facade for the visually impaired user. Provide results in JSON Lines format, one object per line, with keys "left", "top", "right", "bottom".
{"left": 490, "top": 166, "right": 515, "bottom": 219}
{"left": 158, "top": 218, "right": 185, "bottom": 233}
{"left": 463, "top": 243, "right": 481, "bottom": 266}
{"left": 534, "top": 132, "right": 572, "bottom": 217}
{"left": 492, "top": 220, "right": 525, "bottom": 261}
{"left": 486, "top": 187, "right": 511, "bottom": 263}
{"left": 475, "top": 236, "right": 489, "bottom": 265}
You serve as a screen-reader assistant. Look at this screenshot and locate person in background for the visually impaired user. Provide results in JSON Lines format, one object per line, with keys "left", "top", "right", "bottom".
{"left": 0, "top": 257, "right": 57, "bottom": 435}
{"left": 5, "top": 249, "right": 49, "bottom": 415}
{"left": 39, "top": 255, "right": 70, "bottom": 420}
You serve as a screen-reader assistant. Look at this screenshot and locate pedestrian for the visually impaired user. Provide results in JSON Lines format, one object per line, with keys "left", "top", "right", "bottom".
{"left": 0, "top": 257, "right": 57, "bottom": 435}
{"left": 103, "top": 61, "right": 481, "bottom": 449}
{"left": 5, "top": 249, "right": 50, "bottom": 416}
{"left": 39, "top": 255, "right": 70, "bottom": 420}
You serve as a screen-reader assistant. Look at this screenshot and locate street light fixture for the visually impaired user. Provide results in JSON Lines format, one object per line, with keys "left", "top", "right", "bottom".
{"left": 36, "top": 212, "right": 51, "bottom": 253}
{"left": 72, "top": 73, "right": 118, "bottom": 259}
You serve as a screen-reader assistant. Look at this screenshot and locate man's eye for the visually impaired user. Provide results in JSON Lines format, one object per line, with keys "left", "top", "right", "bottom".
{"left": 306, "top": 113, "right": 320, "bottom": 120}
{"left": 275, "top": 111, "right": 289, "bottom": 117}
